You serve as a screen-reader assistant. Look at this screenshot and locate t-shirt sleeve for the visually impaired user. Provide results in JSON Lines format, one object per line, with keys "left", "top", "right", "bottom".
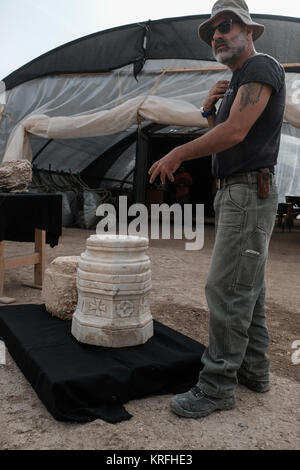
{"left": 238, "top": 55, "right": 285, "bottom": 93}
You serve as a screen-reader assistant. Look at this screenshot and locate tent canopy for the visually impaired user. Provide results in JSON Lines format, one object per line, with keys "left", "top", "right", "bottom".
{"left": 1, "top": 13, "right": 300, "bottom": 206}
{"left": 3, "top": 13, "right": 300, "bottom": 90}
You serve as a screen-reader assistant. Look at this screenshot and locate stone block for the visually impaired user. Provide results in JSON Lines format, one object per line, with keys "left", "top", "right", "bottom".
{"left": 0, "top": 160, "right": 32, "bottom": 192}
{"left": 42, "top": 256, "right": 79, "bottom": 320}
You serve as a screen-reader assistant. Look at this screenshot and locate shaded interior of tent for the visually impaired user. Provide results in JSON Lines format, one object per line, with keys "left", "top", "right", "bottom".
{"left": 1, "top": 14, "right": 300, "bottom": 228}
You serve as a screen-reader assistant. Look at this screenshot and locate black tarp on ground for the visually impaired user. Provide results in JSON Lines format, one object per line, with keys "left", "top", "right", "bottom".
{"left": 0, "top": 304, "right": 206, "bottom": 423}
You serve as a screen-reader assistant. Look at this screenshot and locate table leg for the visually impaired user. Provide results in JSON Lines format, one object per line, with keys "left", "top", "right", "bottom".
{"left": 34, "top": 228, "right": 46, "bottom": 287}
{"left": 0, "top": 229, "right": 46, "bottom": 302}
{"left": 0, "top": 241, "right": 4, "bottom": 297}
{"left": 0, "top": 241, "right": 16, "bottom": 304}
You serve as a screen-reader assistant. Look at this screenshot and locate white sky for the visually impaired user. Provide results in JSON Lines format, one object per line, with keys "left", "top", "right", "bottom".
{"left": 1, "top": 0, "right": 300, "bottom": 80}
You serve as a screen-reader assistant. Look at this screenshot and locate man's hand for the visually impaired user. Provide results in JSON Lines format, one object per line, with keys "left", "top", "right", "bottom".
{"left": 203, "top": 80, "right": 229, "bottom": 111}
{"left": 148, "top": 147, "right": 183, "bottom": 184}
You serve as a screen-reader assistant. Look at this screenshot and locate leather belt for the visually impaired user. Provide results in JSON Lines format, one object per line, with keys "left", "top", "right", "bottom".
{"left": 216, "top": 169, "right": 274, "bottom": 190}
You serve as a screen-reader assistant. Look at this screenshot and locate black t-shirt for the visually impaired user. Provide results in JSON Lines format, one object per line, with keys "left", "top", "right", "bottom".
{"left": 212, "top": 53, "right": 286, "bottom": 178}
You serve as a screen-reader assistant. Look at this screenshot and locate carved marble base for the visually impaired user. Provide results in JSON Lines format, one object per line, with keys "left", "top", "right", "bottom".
{"left": 71, "top": 234, "right": 153, "bottom": 347}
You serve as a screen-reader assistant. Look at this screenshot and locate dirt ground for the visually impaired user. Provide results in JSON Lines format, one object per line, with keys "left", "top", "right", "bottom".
{"left": 0, "top": 223, "right": 299, "bottom": 450}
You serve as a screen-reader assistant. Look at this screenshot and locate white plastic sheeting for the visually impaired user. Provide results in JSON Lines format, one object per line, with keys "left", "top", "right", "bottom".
{"left": 284, "top": 73, "right": 300, "bottom": 130}
{"left": 0, "top": 60, "right": 300, "bottom": 203}
{"left": 2, "top": 96, "right": 209, "bottom": 162}
{"left": 276, "top": 124, "right": 300, "bottom": 202}
{"left": 0, "top": 60, "right": 231, "bottom": 162}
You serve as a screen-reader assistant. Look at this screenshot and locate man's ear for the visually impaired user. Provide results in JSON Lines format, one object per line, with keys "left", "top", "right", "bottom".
{"left": 245, "top": 25, "right": 254, "bottom": 39}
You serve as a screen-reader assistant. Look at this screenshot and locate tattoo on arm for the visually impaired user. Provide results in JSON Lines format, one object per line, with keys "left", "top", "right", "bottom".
{"left": 239, "top": 83, "right": 264, "bottom": 111}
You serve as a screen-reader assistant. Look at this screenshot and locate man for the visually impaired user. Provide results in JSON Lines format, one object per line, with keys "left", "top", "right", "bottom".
{"left": 148, "top": 0, "right": 286, "bottom": 418}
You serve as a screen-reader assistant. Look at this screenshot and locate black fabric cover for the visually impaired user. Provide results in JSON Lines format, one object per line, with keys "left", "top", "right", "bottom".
{"left": 3, "top": 14, "right": 300, "bottom": 89}
{"left": 0, "top": 193, "right": 62, "bottom": 247}
{"left": 0, "top": 304, "right": 206, "bottom": 424}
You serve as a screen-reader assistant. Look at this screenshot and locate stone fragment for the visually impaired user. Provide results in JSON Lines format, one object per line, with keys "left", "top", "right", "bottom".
{"left": 42, "top": 256, "right": 79, "bottom": 320}
{"left": 71, "top": 234, "right": 153, "bottom": 347}
{"left": 0, "top": 160, "right": 32, "bottom": 192}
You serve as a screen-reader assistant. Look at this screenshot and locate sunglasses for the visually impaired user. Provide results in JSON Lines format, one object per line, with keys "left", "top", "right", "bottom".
{"left": 208, "top": 19, "right": 242, "bottom": 42}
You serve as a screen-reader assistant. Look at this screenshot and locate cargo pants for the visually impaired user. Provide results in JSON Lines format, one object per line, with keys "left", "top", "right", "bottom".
{"left": 197, "top": 173, "right": 278, "bottom": 398}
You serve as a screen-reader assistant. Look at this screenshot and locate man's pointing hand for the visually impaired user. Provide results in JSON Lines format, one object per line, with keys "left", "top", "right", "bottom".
{"left": 148, "top": 147, "right": 183, "bottom": 184}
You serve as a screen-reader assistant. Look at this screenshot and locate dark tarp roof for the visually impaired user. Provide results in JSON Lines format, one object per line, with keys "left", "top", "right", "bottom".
{"left": 3, "top": 13, "right": 300, "bottom": 89}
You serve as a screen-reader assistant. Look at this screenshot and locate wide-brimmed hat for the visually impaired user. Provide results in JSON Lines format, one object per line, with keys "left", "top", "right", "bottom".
{"left": 198, "top": 0, "right": 265, "bottom": 46}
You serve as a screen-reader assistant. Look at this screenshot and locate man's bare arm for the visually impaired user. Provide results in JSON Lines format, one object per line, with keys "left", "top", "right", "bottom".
{"left": 239, "top": 82, "right": 264, "bottom": 111}
{"left": 227, "top": 82, "right": 272, "bottom": 133}
{"left": 206, "top": 115, "right": 216, "bottom": 129}
{"left": 148, "top": 82, "right": 272, "bottom": 184}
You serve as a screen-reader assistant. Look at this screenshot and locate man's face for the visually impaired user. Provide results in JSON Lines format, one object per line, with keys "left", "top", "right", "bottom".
{"left": 210, "top": 13, "right": 250, "bottom": 65}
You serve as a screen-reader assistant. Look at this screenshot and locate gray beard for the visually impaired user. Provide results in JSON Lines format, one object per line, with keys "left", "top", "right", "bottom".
{"left": 213, "top": 32, "right": 248, "bottom": 65}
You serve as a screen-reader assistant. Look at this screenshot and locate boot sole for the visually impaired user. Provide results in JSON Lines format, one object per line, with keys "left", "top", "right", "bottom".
{"left": 170, "top": 398, "right": 235, "bottom": 418}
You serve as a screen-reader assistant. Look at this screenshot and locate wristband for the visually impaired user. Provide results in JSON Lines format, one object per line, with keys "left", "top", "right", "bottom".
{"left": 200, "top": 105, "right": 216, "bottom": 118}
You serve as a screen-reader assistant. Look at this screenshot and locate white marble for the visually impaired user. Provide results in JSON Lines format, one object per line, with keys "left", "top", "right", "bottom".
{"left": 71, "top": 234, "right": 153, "bottom": 347}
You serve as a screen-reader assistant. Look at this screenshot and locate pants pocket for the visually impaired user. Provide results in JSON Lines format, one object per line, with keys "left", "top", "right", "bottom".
{"left": 235, "top": 228, "right": 267, "bottom": 288}
{"left": 228, "top": 184, "right": 250, "bottom": 210}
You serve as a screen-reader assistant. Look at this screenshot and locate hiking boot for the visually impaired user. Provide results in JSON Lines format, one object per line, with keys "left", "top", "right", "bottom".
{"left": 237, "top": 372, "right": 270, "bottom": 393}
{"left": 170, "top": 386, "right": 235, "bottom": 418}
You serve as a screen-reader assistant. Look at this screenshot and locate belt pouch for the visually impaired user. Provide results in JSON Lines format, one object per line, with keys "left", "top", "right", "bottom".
{"left": 257, "top": 169, "right": 270, "bottom": 199}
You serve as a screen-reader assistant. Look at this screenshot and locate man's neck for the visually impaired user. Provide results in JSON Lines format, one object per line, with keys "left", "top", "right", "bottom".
{"left": 227, "top": 48, "right": 257, "bottom": 72}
